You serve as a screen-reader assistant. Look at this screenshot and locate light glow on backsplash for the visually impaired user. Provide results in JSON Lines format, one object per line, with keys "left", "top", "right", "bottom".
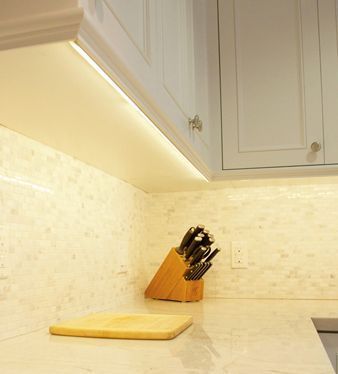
{"left": 0, "top": 171, "right": 53, "bottom": 194}
{"left": 146, "top": 178, "right": 338, "bottom": 300}
{"left": 2, "top": 122, "right": 338, "bottom": 342}
{"left": 0, "top": 125, "right": 148, "bottom": 341}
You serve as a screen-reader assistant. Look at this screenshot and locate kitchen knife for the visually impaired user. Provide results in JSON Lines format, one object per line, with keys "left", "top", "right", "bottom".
{"left": 196, "top": 262, "right": 213, "bottom": 280}
{"left": 190, "top": 246, "right": 207, "bottom": 266}
{"left": 184, "top": 263, "right": 201, "bottom": 280}
{"left": 183, "top": 266, "right": 194, "bottom": 280}
{"left": 192, "top": 262, "right": 209, "bottom": 280}
{"left": 186, "top": 243, "right": 204, "bottom": 262}
{"left": 194, "top": 224, "right": 205, "bottom": 236}
{"left": 196, "top": 233, "right": 205, "bottom": 242}
{"left": 190, "top": 262, "right": 205, "bottom": 280}
{"left": 186, "top": 262, "right": 203, "bottom": 280}
{"left": 202, "top": 246, "right": 211, "bottom": 259}
{"left": 184, "top": 237, "right": 203, "bottom": 260}
{"left": 201, "top": 234, "right": 214, "bottom": 247}
{"left": 181, "top": 225, "right": 205, "bottom": 255}
{"left": 189, "top": 263, "right": 204, "bottom": 280}
{"left": 176, "top": 227, "right": 195, "bottom": 255}
{"left": 204, "top": 248, "right": 220, "bottom": 262}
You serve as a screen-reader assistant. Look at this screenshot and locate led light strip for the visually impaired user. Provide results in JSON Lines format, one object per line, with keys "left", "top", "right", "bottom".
{"left": 69, "top": 41, "right": 208, "bottom": 182}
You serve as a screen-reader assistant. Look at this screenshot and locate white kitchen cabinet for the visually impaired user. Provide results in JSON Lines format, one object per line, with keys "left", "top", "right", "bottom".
{"left": 77, "top": 0, "right": 212, "bottom": 174}
{"left": 159, "top": 0, "right": 195, "bottom": 122}
{"left": 155, "top": 0, "right": 211, "bottom": 163}
{"left": 0, "top": 0, "right": 214, "bottom": 181}
{"left": 318, "top": 0, "right": 338, "bottom": 165}
{"left": 5, "top": 0, "right": 337, "bottom": 181}
{"left": 219, "top": 0, "right": 325, "bottom": 170}
{"left": 155, "top": 0, "right": 213, "bottom": 169}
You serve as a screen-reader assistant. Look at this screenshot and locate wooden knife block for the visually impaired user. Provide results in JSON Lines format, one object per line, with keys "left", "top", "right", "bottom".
{"left": 144, "top": 248, "right": 204, "bottom": 302}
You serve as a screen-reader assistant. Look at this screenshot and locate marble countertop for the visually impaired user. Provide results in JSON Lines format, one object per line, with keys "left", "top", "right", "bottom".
{"left": 1, "top": 298, "right": 338, "bottom": 374}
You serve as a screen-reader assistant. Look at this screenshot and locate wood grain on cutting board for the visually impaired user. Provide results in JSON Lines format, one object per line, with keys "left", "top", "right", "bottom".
{"left": 50, "top": 313, "right": 193, "bottom": 340}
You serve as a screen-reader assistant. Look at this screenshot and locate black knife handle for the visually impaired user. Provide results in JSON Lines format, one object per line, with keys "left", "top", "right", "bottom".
{"left": 194, "top": 224, "right": 205, "bottom": 236}
{"left": 184, "top": 263, "right": 200, "bottom": 280}
{"left": 191, "top": 262, "right": 207, "bottom": 280}
{"left": 187, "top": 244, "right": 203, "bottom": 262}
{"left": 183, "top": 225, "right": 204, "bottom": 252}
{"left": 201, "top": 234, "right": 214, "bottom": 247}
{"left": 197, "top": 263, "right": 213, "bottom": 279}
{"left": 190, "top": 247, "right": 206, "bottom": 266}
{"left": 187, "top": 263, "right": 203, "bottom": 280}
{"left": 185, "top": 237, "right": 202, "bottom": 260}
{"left": 176, "top": 227, "right": 195, "bottom": 255}
{"left": 184, "top": 267, "right": 193, "bottom": 280}
{"left": 204, "top": 248, "right": 220, "bottom": 262}
{"left": 202, "top": 247, "right": 211, "bottom": 259}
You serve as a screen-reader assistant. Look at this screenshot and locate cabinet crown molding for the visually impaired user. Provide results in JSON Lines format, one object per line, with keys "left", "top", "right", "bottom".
{"left": 0, "top": 6, "right": 83, "bottom": 51}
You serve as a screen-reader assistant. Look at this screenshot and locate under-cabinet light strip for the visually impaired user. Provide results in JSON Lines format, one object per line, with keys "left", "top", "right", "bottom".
{"left": 69, "top": 41, "right": 208, "bottom": 182}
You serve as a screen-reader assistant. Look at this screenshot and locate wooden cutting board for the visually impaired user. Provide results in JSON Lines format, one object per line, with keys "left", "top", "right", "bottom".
{"left": 50, "top": 313, "right": 193, "bottom": 340}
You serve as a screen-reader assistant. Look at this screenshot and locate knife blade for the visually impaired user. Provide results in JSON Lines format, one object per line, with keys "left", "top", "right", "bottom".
{"left": 176, "top": 227, "right": 195, "bottom": 255}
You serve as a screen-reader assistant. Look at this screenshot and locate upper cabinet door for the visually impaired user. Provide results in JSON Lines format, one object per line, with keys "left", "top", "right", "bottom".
{"left": 103, "top": 0, "right": 151, "bottom": 62}
{"left": 219, "top": 0, "right": 324, "bottom": 169}
{"left": 159, "top": 0, "right": 195, "bottom": 119}
{"left": 318, "top": 0, "right": 338, "bottom": 165}
{"left": 79, "top": 0, "right": 212, "bottom": 170}
{"left": 154, "top": 0, "right": 212, "bottom": 166}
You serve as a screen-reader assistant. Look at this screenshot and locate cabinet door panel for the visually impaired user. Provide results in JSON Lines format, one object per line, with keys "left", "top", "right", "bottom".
{"left": 319, "top": 0, "right": 338, "bottom": 164}
{"left": 79, "top": 0, "right": 211, "bottom": 168}
{"left": 104, "top": 0, "right": 150, "bottom": 61}
{"left": 161, "top": 0, "right": 195, "bottom": 117}
{"left": 220, "top": 0, "right": 324, "bottom": 169}
{"left": 156, "top": 0, "right": 212, "bottom": 163}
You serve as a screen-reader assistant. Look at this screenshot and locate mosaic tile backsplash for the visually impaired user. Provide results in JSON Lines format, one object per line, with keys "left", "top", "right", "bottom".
{"left": 2, "top": 124, "right": 338, "bottom": 341}
{"left": 146, "top": 179, "right": 338, "bottom": 300}
{"left": 0, "top": 125, "right": 148, "bottom": 341}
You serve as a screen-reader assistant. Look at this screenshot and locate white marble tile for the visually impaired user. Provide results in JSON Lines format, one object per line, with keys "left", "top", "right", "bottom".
{"left": 146, "top": 179, "right": 338, "bottom": 299}
{"left": 0, "top": 125, "right": 149, "bottom": 340}
{"left": 3, "top": 122, "right": 338, "bottom": 347}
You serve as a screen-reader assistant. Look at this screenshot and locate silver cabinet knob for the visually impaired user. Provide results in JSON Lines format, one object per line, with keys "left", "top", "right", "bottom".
{"left": 188, "top": 115, "right": 203, "bottom": 132}
{"left": 311, "top": 141, "right": 321, "bottom": 152}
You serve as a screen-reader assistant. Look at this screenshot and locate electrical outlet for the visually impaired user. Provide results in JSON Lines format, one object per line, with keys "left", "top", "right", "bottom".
{"left": 231, "top": 241, "right": 248, "bottom": 269}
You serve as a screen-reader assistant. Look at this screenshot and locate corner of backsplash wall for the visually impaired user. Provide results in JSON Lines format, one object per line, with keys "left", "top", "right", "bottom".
{"left": 3, "top": 121, "right": 338, "bottom": 341}
{"left": 0, "top": 125, "right": 150, "bottom": 341}
{"left": 146, "top": 176, "right": 338, "bottom": 300}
